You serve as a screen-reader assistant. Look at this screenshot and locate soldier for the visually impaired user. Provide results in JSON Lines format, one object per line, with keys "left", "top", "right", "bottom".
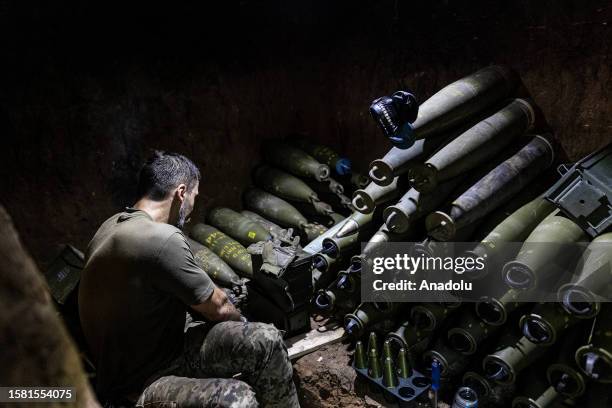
{"left": 78, "top": 151, "right": 299, "bottom": 408}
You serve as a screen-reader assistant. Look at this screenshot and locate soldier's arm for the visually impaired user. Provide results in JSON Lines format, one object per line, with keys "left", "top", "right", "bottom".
{"left": 190, "top": 287, "right": 241, "bottom": 321}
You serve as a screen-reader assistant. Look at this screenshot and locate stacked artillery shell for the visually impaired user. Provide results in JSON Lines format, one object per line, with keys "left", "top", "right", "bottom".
{"left": 465, "top": 197, "right": 556, "bottom": 281}
{"left": 187, "top": 237, "right": 241, "bottom": 287}
{"left": 501, "top": 214, "right": 588, "bottom": 291}
{"left": 424, "top": 339, "right": 471, "bottom": 378}
{"left": 207, "top": 207, "right": 272, "bottom": 246}
{"left": 253, "top": 165, "right": 335, "bottom": 217}
{"left": 545, "top": 330, "right": 588, "bottom": 400}
{"left": 483, "top": 335, "right": 550, "bottom": 385}
{"left": 242, "top": 187, "right": 327, "bottom": 243}
{"left": 320, "top": 210, "right": 376, "bottom": 258}
{"left": 361, "top": 222, "right": 420, "bottom": 258}
{"left": 511, "top": 373, "right": 568, "bottom": 408}
{"left": 386, "top": 319, "right": 435, "bottom": 356}
{"left": 368, "top": 133, "right": 452, "bottom": 187}
{"left": 575, "top": 305, "right": 612, "bottom": 383}
{"left": 384, "top": 178, "right": 462, "bottom": 234}
{"left": 426, "top": 135, "right": 553, "bottom": 241}
{"left": 289, "top": 137, "right": 353, "bottom": 176}
{"left": 301, "top": 219, "right": 345, "bottom": 254}
{"left": 368, "top": 65, "right": 520, "bottom": 186}
{"left": 462, "top": 371, "right": 516, "bottom": 408}
{"left": 344, "top": 302, "right": 400, "bottom": 338}
{"left": 448, "top": 309, "right": 501, "bottom": 355}
{"left": 240, "top": 210, "right": 292, "bottom": 240}
{"left": 262, "top": 140, "right": 331, "bottom": 181}
{"left": 305, "top": 177, "right": 352, "bottom": 210}
{"left": 313, "top": 256, "right": 364, "bottom": 314}
{"left": 352, "top": 177, "right": 405, "bottom": 215}
{"left": 557, "top": 232, "right": 612, "bottom": 319}
{"left": 476, "top": 288, "right": 531, "bottom": 326}
{"left": 410, "top": 98, "right": 536, "bottom": 192}
{"left": 190, "top": 223, "right": 253, "bottom": 278}
{"left": 519, "top": 302, "right": 583, "bottom": 346}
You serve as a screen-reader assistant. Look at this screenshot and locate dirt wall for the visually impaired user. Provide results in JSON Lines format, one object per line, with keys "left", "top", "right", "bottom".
{"left": 1, "top": 0, "right": 611, "bottom": 266}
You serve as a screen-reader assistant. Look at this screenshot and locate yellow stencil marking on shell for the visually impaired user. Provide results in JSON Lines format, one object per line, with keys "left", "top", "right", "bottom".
{"left": 248, "top": 231, "right": 256, "bottom": 239}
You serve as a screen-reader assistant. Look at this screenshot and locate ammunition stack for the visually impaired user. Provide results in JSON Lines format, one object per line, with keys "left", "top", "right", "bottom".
{"left": 176, "top": 65, "right": 610, "bottom": 405}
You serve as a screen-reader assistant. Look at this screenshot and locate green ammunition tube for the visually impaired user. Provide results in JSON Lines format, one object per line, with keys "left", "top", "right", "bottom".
{"left": 411, "top": 98, "right": 536, "bottom": 193}
{"left": 207, "top": 207, "right": 272, "bottom": 246}
{"left": 187, "top": 238, "right": 241, "bottom": 287}
{"left": 344, "top": 302, "right": 399, "bottom": 338}
{"left": 369, "top": 65, "right": 519, "bottom": 186}
{"left": 519, "top": 303, "right": 581, "bottom": 346}
{"left": 575, "top": 306, "right": 612, "bottom": 383}
{"left": 263, "top": 141, "right": 330, "bottom": 181}
{"left": 354, "top": 340, "right": 367, "bottom": 369}
{"left": 426, "top": 135, "right": 554, "bottom": 241}
{"left": 557, "top": 232, "right": 612, "bottom": 319}
{"left": 190, "top": 223, "right": 253, "bottom": 278}
{"left": 352, "top": 177, "right": 405, "bottom": 214}
{"left": 484, "top": 336, "right": 549, "bottom": 385}
{"left": 502, "top": 215, "right": 588, "bottom": 291}
{"left": 465, "top": 197, "right": 556, "bottom": 281}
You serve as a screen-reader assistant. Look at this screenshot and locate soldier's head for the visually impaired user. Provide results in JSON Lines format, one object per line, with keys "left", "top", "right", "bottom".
{"left": 137, "top": 150, "right": 200, "bottom": 228}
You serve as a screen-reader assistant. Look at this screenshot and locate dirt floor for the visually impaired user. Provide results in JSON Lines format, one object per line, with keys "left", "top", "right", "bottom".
{"left": 293, "top": 341, "right": 450, "bottom": 408}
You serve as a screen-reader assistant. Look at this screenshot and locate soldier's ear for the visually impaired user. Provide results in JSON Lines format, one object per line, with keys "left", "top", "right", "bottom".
{"left": 176, "top": 184, "right": 188, "bottom": 202}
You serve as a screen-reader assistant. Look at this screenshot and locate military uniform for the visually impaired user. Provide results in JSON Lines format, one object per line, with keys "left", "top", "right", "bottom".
{"left": 136, "top": 320, "right": 299, "bottom": 408}
{"left": 79, "top": 208, "right": 299, "bottom": 407}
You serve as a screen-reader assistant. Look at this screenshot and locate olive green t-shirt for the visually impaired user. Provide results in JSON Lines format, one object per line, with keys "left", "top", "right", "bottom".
{"left": 78, "top": 208, "right": 214, "bottom": 401}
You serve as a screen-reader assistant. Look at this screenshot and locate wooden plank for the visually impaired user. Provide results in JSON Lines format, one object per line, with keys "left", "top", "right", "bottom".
{"left": 285, "top": 322, "right": 347, "bottom": 360}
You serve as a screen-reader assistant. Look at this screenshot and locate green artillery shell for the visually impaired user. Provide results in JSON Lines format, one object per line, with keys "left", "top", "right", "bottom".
{"left": 484, "top": 336, "right": 548, "bottom": 385}
{"left": 369, "top": 65, "right": 519, "bottom": 186}
{"left": 476, "top": 288, "right": 530, "bottom": 326}
{"left": 411, "top": 303, "right": 453, "bottom": 331}
{"left": 344, "top": 302, "right": 399, "bottom": 338}
{"left": 511, "top": 386, "right": 563, "bottom": 408}
{"left": 502, "top": 215, "right": 587, "bottom": 290}
{"left": 368, "top": 133, "right": 456, "bottom": 187}
{"left": 384, "top": 177, "right": 462, "bottom": 234}
{"left": 335, "top": 210, "right": 375, "bottom": 238}
{"left": 466, "top": 197, "right": 556, "bottom": 280}
{"left": 354, "top": 340, "right": 367, "bottom": 369}
{"left": 448, "top": 309, "right": 500, "bottom": 355}
{"left": 545, "top": 330, "right": 588, "bottom": 399}
{"left": 397, "top": 348, "right": 412, "bottom": 378}
{"left": 383, "top": 357, "right": 398, "bottom": 388}
{"left": 290, "top": 138, "right": 350, "bottom": 176}
{"left": 368, "top": 347, "right": 382, "bottom": 379}
{"left": 321, "top": 212, "right": 377, "bottom": 258}
{"left": 386, "top": 320, "right": 433, "bottom": 356}
{"left": 362, "top": 223, "right": 419, "bottom": 258}
{"left": 413, "top": 65, "right": 519, "bottom": 140}
{"left": 424, "top": 340, "right": 471, "bottom": 378}
{"left": 190, "top": 223, "right": 253, "bottom": 278}
{"left": 243, "top": 187, "right": 327, "bottom": 243}
{"left": 207, "top": 207, "right": 272, "bottom": 246}
{"left": 411, "top": 98, "right": 536, "bottom": 193}
{"left": 383, "top": 339, "right": 393, "bottom": 360}
{"left": 575, "top": 305, "right": 612, "bottom": 383}
{"left": 187, "top": 237, "right": 241, "bottom": 287}
{"left": 368, "top": 332, "right": 379, "bottom": 355}
{"left": 263, "top": 141, "right": 331, "bottom": 181}
{"left": 243, "top": 187, "right": 310, "bottom": 229}
{"left": 254, "top": 164, "right": 319, "bottom": 204}
{"left": 462, "top": 371, "right": 494, "bottom": 401}
{"left": 426, "top": 135, "right": 553, "bottom": 241}
{"left": 352, "top": 177, "right": 404, "bottom": 214}
{"left": 240, "top": 210, "right": 290, "bottom": 238}
{"left": 519, "top": 302, "right": 581, "bottom": 346}
{"left": 302, "top": 220, "right": 344, "bottom": 254}
{"left": 557, "top": 232, "right": 612, "bottom": 319}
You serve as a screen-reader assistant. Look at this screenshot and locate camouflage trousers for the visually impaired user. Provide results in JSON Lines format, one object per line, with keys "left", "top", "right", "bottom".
{"left": 135, "top": 321, "right": 300, "bottom": 408}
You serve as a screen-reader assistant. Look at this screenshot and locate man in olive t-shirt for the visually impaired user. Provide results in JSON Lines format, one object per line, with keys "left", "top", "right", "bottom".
{"left": 79, "top": 151, "right": 300, "bottom": 408}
